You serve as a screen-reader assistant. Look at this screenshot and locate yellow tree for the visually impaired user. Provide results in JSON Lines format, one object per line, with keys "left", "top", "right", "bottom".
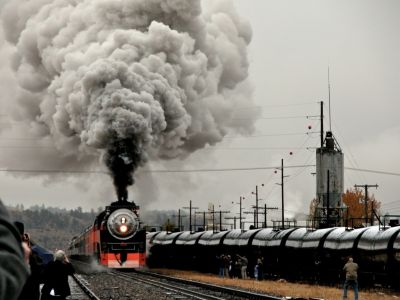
{"left": 342, "top": 188, "right": 381, "bottom": 227}
{"left": 308, "top": 198, "right": 318, "bottom": 222}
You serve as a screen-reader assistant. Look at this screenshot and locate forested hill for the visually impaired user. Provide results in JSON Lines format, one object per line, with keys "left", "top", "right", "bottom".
{"left": 7, "top": 205, "right": 98, "bottom": 251}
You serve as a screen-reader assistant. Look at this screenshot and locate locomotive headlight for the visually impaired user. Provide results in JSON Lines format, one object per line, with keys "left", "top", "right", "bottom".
{"left": 106, "top": 209, "right": 138, "bottom": 240}
{"left": 119, "top": 224, "right": 128, "bottom": 233}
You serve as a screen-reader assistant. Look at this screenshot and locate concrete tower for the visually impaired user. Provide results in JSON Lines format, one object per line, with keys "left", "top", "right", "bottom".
{"left": 315, "top": 131, "right": 344, "bottom": 228}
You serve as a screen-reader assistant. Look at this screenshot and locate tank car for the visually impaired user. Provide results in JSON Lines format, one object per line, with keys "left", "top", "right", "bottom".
{"left": 147, "top": 225, "right": 400, "bottom": 289}
{"left": 68, "top": 200, "right": 146, "bottom": 269}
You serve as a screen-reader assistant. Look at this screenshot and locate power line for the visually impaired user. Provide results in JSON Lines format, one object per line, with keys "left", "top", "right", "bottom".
{"left": 233, "top": 115, "right": 310, "bottom": 121}
{"left": 0, "top": 169, "right": 109, "bottom": 174}
{"left": 144, "top": 164, "right": 314, "bottom": 173}
{"left": 0, "top": 137, "right": 44, "bottom": 141}
{"left": 346, "top": 167, "right": 400, "bottom": 177}
{"left": 0, "top": 165, "right": 398, "bottom": 176}
{"left": 0, "top": 146, "right": 56, "bottom": 149}
{"left": 232, "top": 101, "right": 318, "bottom": 110}
{"left": 224, "top": 132, "right": 316, "bottom": 139}
{"left": 202, "top": 146, "right": 309, "bottom": 151}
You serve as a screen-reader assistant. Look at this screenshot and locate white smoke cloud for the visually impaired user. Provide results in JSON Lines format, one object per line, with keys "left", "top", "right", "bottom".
{"left": 1, "top": 0, "right": 257, "bottom": 199}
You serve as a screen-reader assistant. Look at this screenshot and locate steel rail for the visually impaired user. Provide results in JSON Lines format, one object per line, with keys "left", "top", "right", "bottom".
{"left": 112, "top": 271, "right": 224, "bottom": 300}
{"left": 123, "top": 270, "right": 282, "bottom": 300}
{"left": 72, "top": 274, "right": 101, "bottom": 300}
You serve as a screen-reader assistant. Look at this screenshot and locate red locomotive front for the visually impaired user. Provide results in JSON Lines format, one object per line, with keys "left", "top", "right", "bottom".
{"left": 68, "top": 200, "right": 146, "bottom": 269}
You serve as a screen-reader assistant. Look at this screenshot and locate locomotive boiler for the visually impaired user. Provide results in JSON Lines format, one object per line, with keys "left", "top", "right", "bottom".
{"left": 68, "top": 200, "right": 146, "bottom": 269}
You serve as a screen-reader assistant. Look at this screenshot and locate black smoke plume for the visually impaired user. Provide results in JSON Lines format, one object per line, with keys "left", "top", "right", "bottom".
{"left": 105, "top": 138, "right": 140, "bottom": 201}
{"left": 1, "top": 0, "right": 257, "bottom": 201}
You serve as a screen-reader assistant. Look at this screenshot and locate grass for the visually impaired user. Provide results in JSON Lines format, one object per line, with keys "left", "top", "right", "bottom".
{"left": 151, "top": 269, "right": 400, "bottom": 300}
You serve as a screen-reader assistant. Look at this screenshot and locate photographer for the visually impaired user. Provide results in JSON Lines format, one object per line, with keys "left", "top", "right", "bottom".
{"left": 41, "top": 250, "right": 75, "bottom": 300}
{"left": 16, "top": 230, "right": 43, "bottom": 300}
{"left": 0, "top": 201, "right": 30, "bottom": 300}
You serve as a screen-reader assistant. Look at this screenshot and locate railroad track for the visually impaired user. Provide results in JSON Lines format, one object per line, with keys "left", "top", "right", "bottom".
{"left": 113, "top": 271, "right": 225, "bottom": 300}
{"left": 68, "top": 274, "right": 101, "bottom": 300}
{"left": 70, "top": 259, "right": 319, "bottom": 299}
{"left": 113, "top": 270, "right": 282, "bottom": 300}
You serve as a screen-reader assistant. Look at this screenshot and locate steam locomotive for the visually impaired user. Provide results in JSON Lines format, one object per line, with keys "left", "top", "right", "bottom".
{"left": 68, "top": 200, "right": 146, "bottom": 269}
{"left": 147, "top": 225, "right": 400, "bottom": 288}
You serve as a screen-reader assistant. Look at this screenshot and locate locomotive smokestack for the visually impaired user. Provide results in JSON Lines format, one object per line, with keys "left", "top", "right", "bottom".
{"left": 2, "top": 0, "right": 257, "bottom": 198}
{"left": 104, "top": 138, "right": 140, "bottom": 201}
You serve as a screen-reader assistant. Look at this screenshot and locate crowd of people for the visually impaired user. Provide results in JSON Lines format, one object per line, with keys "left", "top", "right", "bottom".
{"left": 216, "top": 253, "right": 359, "bottom": 299}
{"left": 216, "top": 253, "right": 263, "bottom": 280}
{"left": 0, "top": 201, "right": 74, "bottom": 300}
{"left": 216, "top": 251, "right": 359, "bottom": 299}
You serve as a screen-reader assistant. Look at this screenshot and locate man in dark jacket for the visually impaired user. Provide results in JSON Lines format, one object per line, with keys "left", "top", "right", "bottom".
{"left": 342, "top": 257, "right": 359, "bottom": 300}
{"left": 0, "top": 201, "right": 30, "bottom": 300}
{"left": 41, "top": 250, "right": 75, "bottom": 300}
{"left": 16, "top": 231, "right": 44, "bottom": 300}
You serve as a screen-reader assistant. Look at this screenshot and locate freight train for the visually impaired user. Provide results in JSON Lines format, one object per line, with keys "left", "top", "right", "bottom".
{"left": 68, "top": 200, "right": 146, "bottom": 269}
{"left": 147, "top": 225, "right": 400, "bottom": 288}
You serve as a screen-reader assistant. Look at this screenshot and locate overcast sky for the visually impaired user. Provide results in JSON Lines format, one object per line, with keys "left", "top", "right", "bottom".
{"left": 0, "top": 0, "right": 399, "bottom": 227}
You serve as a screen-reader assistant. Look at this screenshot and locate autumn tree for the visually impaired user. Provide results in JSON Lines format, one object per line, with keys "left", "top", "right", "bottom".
{"left": 307, "top": 188, "right": 381, "bottom": 227}
{"left": 308, "top": 198, "right": 318, "bottom": 222}
{"left": 342, "top": 188, "right": 381, "bottom": 227}
{"left": 163, "top": 218, "right": 175, "bottom": 232}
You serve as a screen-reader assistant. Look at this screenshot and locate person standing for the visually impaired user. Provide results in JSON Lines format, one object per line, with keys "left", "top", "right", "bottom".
{"left": 0, "top": 201, "right": 30, "bottom": 300}
{"left": 238, "top": 255, "right": 248, "bottom": 279}
{"left": 223, "top": 255, "right": 230, "bottom": 278}
{"left": 41, "top": 250, "right": 75, "bottom": 300}
{"left": 217, "top": 254, "right": 225, "bottom": 278}
{"left": 342, "top": 257, "right": 359, "bottom": 300}
{"left": 256, "top": 257, "right": 264, "bottom": 281}
{"left": 16, "top": 230, "right": 44, "bottom": 300}
{"left": 254, "top": 263, "right": 259, "bottom": 280}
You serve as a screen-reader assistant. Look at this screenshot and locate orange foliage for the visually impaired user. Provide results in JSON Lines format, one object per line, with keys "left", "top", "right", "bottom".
{"left": 342, "top": 188, "right": 381, "bottom": 227}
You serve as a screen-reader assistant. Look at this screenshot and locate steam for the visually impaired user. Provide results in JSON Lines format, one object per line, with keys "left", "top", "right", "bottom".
{"left": 1, "top": 0, "right": 255, "bottom": 201}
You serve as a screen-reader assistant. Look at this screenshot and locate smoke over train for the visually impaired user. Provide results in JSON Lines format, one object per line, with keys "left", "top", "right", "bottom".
{"left": 1, "top": 0, "right": 256, "bottom": 202}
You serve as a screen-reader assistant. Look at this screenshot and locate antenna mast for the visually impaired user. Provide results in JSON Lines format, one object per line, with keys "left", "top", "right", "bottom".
{"left": 328, "top": 67, "right": 332, "bottom": 131}
{"left": 320, "top": 101, "right": 324, "bottom": 149}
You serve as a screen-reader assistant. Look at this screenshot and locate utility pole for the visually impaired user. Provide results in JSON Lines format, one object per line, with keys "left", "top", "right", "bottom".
{"left": 262, "top": 203, "right": 278, "bottom": 228}
{"left": 327, "top": 170, "right": 330, "bottom": 227}
{"left": 238, "top": 196, "right": 244, "bottom": 230}
{"left": 195, "top": 211, "right": 208, "bottom": 231}
{"left": 212, "top": 205, "right": 215, "bottom": 232}
{"left": 354, "top": 184, "right": 379, "bottom": 226}
{"left": 276, "top": 159, "right": 289, "bottom": 229}
{"left": 243, "top": 210, "right": 256, "bottom": 228}
{"left": 172, "top": 209, "right": 187, "bottom": 231}
{"left": 252, "top": 185, "right": 264, "bottom": 228}
{"left": 183, "top": 200, "right": 198, "bottom": 233}
{"left": 281, "top": 159, "right": 285, "bottom": 229}
{"left": 225, "top": 216, "right": 237, "bottom": 229}
{"left": 219, "top": 209, "right": 230, "bottom": 231}
{"left": 208, "top": 206, "right": 229, "bottom": 232}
